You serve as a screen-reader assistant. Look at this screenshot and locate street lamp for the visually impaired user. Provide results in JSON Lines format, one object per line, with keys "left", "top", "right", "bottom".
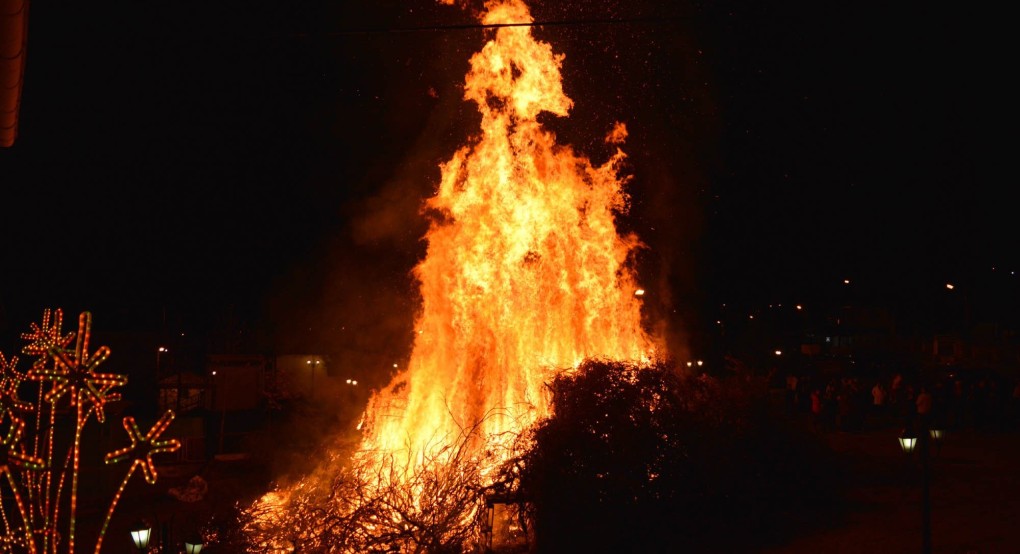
{"left": 130, "top": 520, "right": 152, "bottom": 551}
{"left": 898, "top": 426, "right": 945, "bottom": 554}
{"left": 898, "top": 434, "right": 917, "bottom": 454}
{"left": 156, "top": 346, "right": 168, "bottom": 376}
{"left": 184, "top": 536, "right": 205, "bottom": 554}
{"left": 306, "top": 358, "right": 321, "bottom": 401}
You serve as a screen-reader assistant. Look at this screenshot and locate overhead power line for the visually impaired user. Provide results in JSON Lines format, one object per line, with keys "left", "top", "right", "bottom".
{"left": 283, "top": 16, "right": 686, "bottom": 37}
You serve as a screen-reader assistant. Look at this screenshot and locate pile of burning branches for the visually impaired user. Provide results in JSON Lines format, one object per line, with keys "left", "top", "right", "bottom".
{"left": 236, "top": 421, "right": 508, "bottom": 553}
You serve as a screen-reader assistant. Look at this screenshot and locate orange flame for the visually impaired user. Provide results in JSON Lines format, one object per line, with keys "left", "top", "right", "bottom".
{"left": 250, "top": 1, "right": 662, "bottom": 535}
{"left": 359, "top": 0, "right": 658, "bottom": 472}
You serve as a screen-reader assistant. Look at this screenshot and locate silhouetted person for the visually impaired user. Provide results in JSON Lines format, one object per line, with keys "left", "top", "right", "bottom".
{"left": 916, "top": 386, "right": 933, "bottom": 431}
{"left": 932, "top": 380, "right": 949, "bottom": 430}
{"left": 1011, "top": 379, "right": 1020, "bottom": 431}
{"left": 871, "top": 381, "right": 887, "bottom": 427}
{"left": 973, "top": 379, "right": 988, "bottom": 431}
{"left": 810, "top": 388, "right": 823, "bottom": 432}
{"left": 785, "top": 372, "right": 799, "bottom": 416}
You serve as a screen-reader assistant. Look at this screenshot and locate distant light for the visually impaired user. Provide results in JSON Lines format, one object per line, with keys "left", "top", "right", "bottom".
{"left": 774, "top": 350, "right": 782, "bottom": 356}
{"left": 686, "top": 361, "right": 693, "bottom": 367}
{"left": 211, "top": 371, "right": 217, "bottom": 376}
{"left": 715, "top": 320, "right": 721, "bottom": 325}
{"left": 351, "top": 380, "right": 358, "bottom": 386}
{"left": 749, "top": 314, "right": 754, "bottom": 320}
{"left": 843, "top": 279, "right": 851, "bottom": 285}
{"left": 634, "top": 289, "right": 645, "bottom": 296}
{"left": 696, "top": 360, "right": 704, "bottom": 367}
{"left": 158, "top": 347, "right": 168, "bottom": 353}
{"left": 393, "top": 363, "right": 398, "bottom": 368}
{"left": 795, "top": 305, "right": 803, "bottom": 310}
{"left": 946, "top": 283, "right": 955, "bottom": 290}
{"left": 346, "top": 379, "right": 352, "bottom": 384}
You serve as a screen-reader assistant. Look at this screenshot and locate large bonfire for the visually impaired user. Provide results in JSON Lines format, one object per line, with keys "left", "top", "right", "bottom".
{"left": 244, "top": 0, "right": 661, "bottom": 550}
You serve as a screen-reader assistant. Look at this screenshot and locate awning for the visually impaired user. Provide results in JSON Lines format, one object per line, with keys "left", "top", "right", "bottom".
{"left": 1, "top": 0, "right": 29, "bottom": 147}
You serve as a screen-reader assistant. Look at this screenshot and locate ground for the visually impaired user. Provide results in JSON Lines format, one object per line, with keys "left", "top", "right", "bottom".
{"left": 763, "top": 426, "right": 1020, "bottom": 554}
{"left": 90, "top": 412, "right": 1020, "bottom": 553}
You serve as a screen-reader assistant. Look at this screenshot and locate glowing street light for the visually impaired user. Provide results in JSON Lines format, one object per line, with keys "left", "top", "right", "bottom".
{"left": 129, "top": 520, "right": 151, "bottom": 551}
{"left": 184, "top": 535, "right": 204, "bottom": 554}
{"left": 898, "top": 426, "right": 945, "bottom": 554}
{"left": 306, "top": 359, "right": 321, "bottom": 401}
{"left": 156, "top": 346, "right": 168, "bottom": 376}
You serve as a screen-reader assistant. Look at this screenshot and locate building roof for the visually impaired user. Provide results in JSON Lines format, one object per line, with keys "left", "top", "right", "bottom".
{"left": 0, "top": 0, "right": 28, "bottom": 147}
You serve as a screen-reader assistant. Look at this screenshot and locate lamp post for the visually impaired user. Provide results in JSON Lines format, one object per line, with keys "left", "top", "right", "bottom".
{"left": 898, "top": 425, "right": 944, "bottom": 554}
{"left": 156, "top": 346, "right": 168, "bottom": 377}
{"left": 184, "top": 534, "right": 205, "bottom": 554}
{"left": 130, "top": 520, "right": 152, "bottom": 551}
{"left": 307, "top": 358, "right": 321, "bottom": 401}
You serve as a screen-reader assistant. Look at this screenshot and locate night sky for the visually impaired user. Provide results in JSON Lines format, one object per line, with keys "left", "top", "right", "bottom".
{"left": 2, "top": 1, "right": 1015, "bottom": 361}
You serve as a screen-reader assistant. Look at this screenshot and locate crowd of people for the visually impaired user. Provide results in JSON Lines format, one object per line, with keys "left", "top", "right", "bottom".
{"left": 782, "top": 368, "right": 1020, "bottom": 435}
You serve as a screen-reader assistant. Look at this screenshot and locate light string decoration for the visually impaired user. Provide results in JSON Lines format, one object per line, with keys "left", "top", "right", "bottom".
{"left": 94, "top": 412, "right": 179, "bottom": 554}
{"left": 0, "top": 309, "right": 180, "bottom": 553}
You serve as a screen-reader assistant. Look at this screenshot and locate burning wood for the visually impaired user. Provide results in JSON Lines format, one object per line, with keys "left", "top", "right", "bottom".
{"left": 243, "top": 0, "right": 662, "bottom": 550}
{"left": 360, "top": 0, "right": 657, "bottom": 481}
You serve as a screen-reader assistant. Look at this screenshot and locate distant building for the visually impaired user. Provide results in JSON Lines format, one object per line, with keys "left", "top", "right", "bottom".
{"left": 207, "top": 354, "right": 270, "bottom": 411}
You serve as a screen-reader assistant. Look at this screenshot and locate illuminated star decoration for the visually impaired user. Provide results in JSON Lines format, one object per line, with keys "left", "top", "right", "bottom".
{"left": 0, "top": 353, "right": 32, "bottom": 416}
{"left": 0, "top": 411, "right": 46, "bottom": 473}
{"left": 19, "top": 308, "right": 74, "bottom": 358}
{"left": 105, "top": 411, "right": 180, "bottom": 484}
{"left": 0, "top": 411, "right": 44, "bottom": 554}
{"left": 28, "top": 312, "right": 126, "bottom": 422}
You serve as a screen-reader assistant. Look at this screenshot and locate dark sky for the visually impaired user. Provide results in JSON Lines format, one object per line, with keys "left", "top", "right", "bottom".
{"left": 1, "top": 1, "right": 1015, "bottom": 355}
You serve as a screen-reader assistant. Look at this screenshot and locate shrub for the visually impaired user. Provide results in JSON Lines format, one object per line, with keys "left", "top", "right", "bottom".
{"left": 496, "top": 359, "right": 843, "bottom": 553}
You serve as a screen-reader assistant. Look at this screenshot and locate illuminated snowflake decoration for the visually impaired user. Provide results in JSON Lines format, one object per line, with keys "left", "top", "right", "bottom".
{"left": 0, "top": 412, "right": 46, "bottom": 473}
{"left": 105, "top": 411, "right": 181, "bottom": 484}
{"left": 27, "top": 312, "right": 126, "bottom": 422}
{"left": 20, "top": 308, "right": 74, "bottom": 358}
{"left": 0, "top": 353, "right": 32, "bottom": 416}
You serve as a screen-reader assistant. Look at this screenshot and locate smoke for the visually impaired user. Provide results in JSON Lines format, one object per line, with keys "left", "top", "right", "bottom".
{"left": 264, "top": 0, "right": 720, "bottom": 414}
{"left": 262, "top": 11, "right": 483, "bottom": 394}
{"left": 514, "top": 0, "right": 721, "bottom": 363}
